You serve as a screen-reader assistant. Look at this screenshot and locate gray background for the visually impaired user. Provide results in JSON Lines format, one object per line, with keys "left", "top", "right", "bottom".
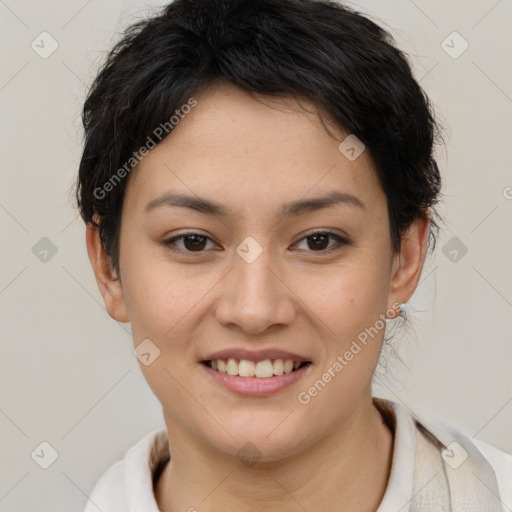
{"left": 1, "top": 0, "right": 511, "bottom": 510}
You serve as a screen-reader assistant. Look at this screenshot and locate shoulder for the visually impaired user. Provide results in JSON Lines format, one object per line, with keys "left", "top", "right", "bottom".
{"left": 472, "top": 438, "right": 512, "bottom": 509}
{"left": 414, "top": 409, "right": 512, "bottom": 510}
{"left": 83, "top": 428, "right": 168, "bottom": 512}
{"left": 83, "top": 458, "right": 126, "bottom": 512}
{"left": 374, "top": 398, "right": 512, "bottom": 510}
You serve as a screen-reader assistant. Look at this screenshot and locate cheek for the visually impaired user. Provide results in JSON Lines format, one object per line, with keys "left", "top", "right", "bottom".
{"left": 126, "top": 270, "right": 207, "bottom": 344}
{"left": 119, "top": 237, "right": 206, "bottom": 334}
{"left": 294, "top": 266, "right": 390, "bottom": 422}
{"left": 298, "top": 256, "right": 390, "bottom": 334}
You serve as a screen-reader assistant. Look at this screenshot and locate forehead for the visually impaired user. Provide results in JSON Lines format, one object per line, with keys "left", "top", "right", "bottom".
{"left": 122, "top": 82, "right": 386, "bottom": 219}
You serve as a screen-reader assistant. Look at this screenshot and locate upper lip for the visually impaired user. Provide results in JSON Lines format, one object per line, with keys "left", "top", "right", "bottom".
{"left": 202, "top": 348, "right": 310, "bottom": 363}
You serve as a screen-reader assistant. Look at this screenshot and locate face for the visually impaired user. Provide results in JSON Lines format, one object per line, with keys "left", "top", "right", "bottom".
{"left": 88, "top": 81, "right": 426, "bottom": 462}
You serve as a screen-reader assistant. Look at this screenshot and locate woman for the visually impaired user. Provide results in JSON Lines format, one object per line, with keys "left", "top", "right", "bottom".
{"left": 76, "top": 0, "right": 511, "bottom": 510}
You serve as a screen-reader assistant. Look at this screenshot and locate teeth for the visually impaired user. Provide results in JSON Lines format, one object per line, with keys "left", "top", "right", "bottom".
{"left": 255, "top": 360, "right": 274, "bottom": 378}
{"left": 238, "top": 359, "right": 255, "bottom": 377}
{"left": 217, "top": 359, "right": 227, "bottom": 374}
{"left": 226, "top": 358, "right": 238, "bottom": 376}
{"left": 208, "top": 358, "right": 305, "bottom": 378}
{"left": 283, "top": 360, "right": 294, "bottom": 373}
{"left": 273, "top": 359, "right": 284, "bottom": 376}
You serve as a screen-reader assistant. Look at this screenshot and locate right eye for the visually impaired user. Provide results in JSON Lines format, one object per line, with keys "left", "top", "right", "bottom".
{"left": 163, "top": 232, "right": 219, "bottom": 254}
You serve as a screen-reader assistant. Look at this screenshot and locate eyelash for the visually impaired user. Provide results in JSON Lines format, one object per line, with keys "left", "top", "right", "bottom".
{"left": 163, "top": 230, "right": 351, "bottom": 255}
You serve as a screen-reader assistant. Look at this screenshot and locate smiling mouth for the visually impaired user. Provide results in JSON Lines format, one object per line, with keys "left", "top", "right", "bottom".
{"left": 203, "top": 358, "right": 311, "bottom": 378}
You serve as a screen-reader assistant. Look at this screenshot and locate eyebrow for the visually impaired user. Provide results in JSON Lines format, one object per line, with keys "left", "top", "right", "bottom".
{"left": 144, "top": 190, "right": 366, "bottom": 217}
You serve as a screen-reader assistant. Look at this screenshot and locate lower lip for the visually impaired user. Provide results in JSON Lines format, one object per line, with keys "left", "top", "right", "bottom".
{"left": 201, "top": 363, "right": 311, "bottom": 397}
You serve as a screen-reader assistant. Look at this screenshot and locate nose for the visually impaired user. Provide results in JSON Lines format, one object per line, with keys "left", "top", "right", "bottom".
{"left": 214, "top": 247, "right": 297, "bottom": 335}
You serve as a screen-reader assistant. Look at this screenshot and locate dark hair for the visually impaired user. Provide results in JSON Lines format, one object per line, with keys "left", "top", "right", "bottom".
{"left": 75, "top": 0, "right": 442, "bottom": 276}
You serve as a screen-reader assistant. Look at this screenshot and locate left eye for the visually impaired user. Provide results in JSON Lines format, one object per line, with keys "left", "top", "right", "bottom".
{"left": 163, "top": 231, "right": 349, "bottom": 254}
{"left": 294, "top": 231, "right": 348, "bottom": 252}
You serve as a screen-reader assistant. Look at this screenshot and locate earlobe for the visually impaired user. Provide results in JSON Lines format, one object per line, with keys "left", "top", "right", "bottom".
{"left": 387, "top": 215, "right": 430, "bottom": 318}
{"left": 85, "top": 224, "right": 129, "bottom": 323}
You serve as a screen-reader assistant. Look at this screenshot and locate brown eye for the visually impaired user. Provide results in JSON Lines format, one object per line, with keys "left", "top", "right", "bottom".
{"left": 307, "top": 233, "right": 330, "bottom": 251}
{"left": 294, "top": 231, "right": 350, "bottom": 253}
{"left": 164, "top": 233, "right": 216, "bottom": 253}
{"left": 163, "top": 230, "right": 350, "bottom": 255}
{"left": 182, "top": 234, "right": 207, "bottom": 251}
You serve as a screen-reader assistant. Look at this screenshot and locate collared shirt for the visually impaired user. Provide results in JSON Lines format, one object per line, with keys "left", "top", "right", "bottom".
{"left": 83, "top": 399, "right": 512, "bottom": 511}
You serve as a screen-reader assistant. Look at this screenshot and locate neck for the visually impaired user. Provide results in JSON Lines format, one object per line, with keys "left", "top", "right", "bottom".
{"left": 155, "top": 393, "right": 394, "bottom": 512}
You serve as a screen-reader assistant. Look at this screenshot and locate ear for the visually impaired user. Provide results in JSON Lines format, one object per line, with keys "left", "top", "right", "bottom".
{"left": 386, "top": 214, "right": 430, "bottom": 319}
{"left": 85, "top": 223, "right": 129, "bottom": 323}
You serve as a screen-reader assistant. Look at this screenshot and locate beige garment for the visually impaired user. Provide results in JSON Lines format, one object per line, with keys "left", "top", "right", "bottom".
{"left": 83, "top": 398, "right": 509, "bottom": 511}
{"left": 376, "top": 398, "right": 503, "bottom": 511}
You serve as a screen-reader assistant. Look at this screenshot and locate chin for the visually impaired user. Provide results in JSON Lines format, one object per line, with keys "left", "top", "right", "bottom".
{"left": 202, "top": 413, "right": 314, "bottom": 463}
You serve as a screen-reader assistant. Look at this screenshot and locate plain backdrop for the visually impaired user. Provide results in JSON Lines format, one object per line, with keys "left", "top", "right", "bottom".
{"left": 1, "top": 0, "right": 511, "bottom": 510}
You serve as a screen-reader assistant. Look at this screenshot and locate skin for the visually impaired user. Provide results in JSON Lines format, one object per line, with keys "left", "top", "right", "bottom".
{"left": 86, "top": 80, "right": 429, "bottom": 511}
